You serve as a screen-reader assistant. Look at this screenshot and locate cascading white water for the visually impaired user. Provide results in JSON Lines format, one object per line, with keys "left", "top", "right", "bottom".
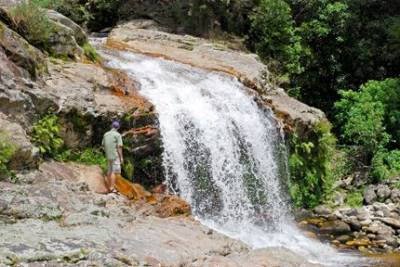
{"left": 95, "top": 40, "right": 371, "bottom": 267}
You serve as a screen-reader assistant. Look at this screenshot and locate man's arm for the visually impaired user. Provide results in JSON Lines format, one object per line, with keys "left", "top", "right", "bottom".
{"left": 117, "top": 146, "right": 123, "bottom": 164}
{"left": 117, "top": 134, "right": 123, "bottom": 164}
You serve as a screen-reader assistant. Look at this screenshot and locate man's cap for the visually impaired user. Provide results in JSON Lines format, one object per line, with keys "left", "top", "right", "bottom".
{"left": 112, "top": 120, "right": 120, "bottom": 129}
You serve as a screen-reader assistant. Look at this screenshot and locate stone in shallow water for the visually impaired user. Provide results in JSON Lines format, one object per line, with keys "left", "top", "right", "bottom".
{"left": 319, "top": 220, "right": 351, "bottom": 235}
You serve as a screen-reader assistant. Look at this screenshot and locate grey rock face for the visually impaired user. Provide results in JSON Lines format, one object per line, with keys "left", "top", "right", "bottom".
{"left": 0, "top": 21, "right": 46, "bottom": 78}
{"left": 0, "top": 112, "right": 38, "bottom": 171}
{"left": 46, "top": 9, "right": 87, "bottom": 45}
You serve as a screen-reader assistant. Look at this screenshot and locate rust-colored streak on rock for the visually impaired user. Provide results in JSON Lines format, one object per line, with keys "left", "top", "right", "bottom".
{"left": 105, "top": 66, "right": 153, "bottom": 111}
{"left": 124, "top": 126, "right": 159, "bottom": 138}
{"left": 154, "top": 195, "right": 192, "bottom": 218}
{"left": 115, "top": 174, "right": 152, "bottom": 201}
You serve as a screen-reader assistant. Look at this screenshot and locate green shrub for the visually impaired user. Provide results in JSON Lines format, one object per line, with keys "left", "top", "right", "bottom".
{"left": 288, "top": 120, "right": 336, "bottom": 208}
{"left": 122, "top": 160, "right": 134, "bottom": 181}
{"left": 0, "top": 133, "right": 16, "bottom": 178}
{"left": 56, "top": 148, "right": 107, "bottom": 172}
{"left": 371, "top": 149, "right": 400, "bottom": 182}
{"left": 335, "top": 78, "right": 400, "bottom": 181}
{"left": 10, "top": 1, "right": 55, "bottom": 50}
{"left": 345, "top": 190, "right": 363, "bottom": 208}
{"left": 31, "top": 114, "right": 64, "bottom": 158}
{"left": 82, "top": 42, "right": 101, "bottom": 63}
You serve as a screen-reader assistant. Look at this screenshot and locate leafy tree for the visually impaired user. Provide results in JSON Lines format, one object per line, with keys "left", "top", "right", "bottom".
{"left": 247, "top": 0, "right": 305, "bottom": 75}
{"left": 287, "top": 0, "right": 350, "bottom": 112}
{"left": 335, "top": 78, "right": 400, "bottom": 180}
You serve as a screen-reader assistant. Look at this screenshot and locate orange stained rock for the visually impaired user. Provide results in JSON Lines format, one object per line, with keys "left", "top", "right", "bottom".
{"left": 123, "top": 126, "right": 158, "bottom": 137}
{"left": 104, "top": 66, "right": 153, "bottom": 111}
{"left": 115, "top": 174, "right": 154, "bottom": 203}
{"left": 154, "top": 195, "right": 191, "bottom": 218}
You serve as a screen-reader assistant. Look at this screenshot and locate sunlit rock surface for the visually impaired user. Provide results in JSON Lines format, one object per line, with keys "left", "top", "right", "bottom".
{"left": 0, "top": 162, "right": 321, "bottom": 266}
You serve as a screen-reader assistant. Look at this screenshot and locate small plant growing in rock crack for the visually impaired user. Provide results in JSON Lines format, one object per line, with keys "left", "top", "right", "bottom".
{"left": 0, "top": 133, "right": 16, "bottom": 179}
{"left": 82, "top": 42, "right": 101, "bottom": 63}
{"left": 31, "top": 114, "right": 64, "bottom": 158}
{"left": 344, "top": 190, "right": 364, "bottom": 208}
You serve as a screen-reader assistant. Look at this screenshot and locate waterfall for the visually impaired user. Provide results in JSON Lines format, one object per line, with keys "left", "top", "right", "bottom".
{"left": 95, "top": 41, "right": 369, "bottom": 267}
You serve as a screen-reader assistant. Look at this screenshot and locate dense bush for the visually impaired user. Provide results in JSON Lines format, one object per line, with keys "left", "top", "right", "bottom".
{"left": 288, "top": 121, "right": 336, "bottom": 208}
{"left": 335, "top": 78, "right": 400, "bottom": 181}
{"left": 10, "top": 1, "right": 55, "bottom": 50}
{"left": 246, "top": 0, "right": 304, "bottom": 75}
{"left": 31, "top": 114, "right": 64, "bottom": 158}
{"left": 0, "top": 133, "right": 16, "bottom": 179}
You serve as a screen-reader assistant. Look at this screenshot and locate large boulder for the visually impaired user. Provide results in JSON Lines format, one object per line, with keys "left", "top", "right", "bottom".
{"left": 46, "top": 9, "right": 87, "bottom": 46}
{"left": 47, "top": 19, "right": 84, "bottom": 59}
{"left": 0, "top": 21, "right": 46, "bottom": 78}
{"left": 0, "top": 112, "right": 38, "bottom": 170}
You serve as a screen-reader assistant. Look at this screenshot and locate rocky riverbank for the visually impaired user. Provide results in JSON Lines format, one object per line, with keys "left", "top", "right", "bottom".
{"left": 300, "top": 181, "right": 400, "bottom": 255}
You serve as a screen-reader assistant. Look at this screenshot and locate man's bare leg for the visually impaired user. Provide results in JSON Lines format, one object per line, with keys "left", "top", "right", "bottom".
{"left": 109, "top": 172, "right": 116, "bottom": 192}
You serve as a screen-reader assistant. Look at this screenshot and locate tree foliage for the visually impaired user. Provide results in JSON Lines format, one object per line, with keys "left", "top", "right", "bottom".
{"left": 335, "top": 78, "right": 400, "bottom": 181}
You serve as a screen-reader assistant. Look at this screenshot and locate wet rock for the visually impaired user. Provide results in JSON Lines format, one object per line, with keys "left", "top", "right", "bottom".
{"left": 375, "top": 234, "right": 398, "bottom": 247}
{"left": 337, "top": 235, "right": 352, "bottom": 244}
{"left": 376, "top": 184, "right": 391, "bottom": 200}
{"left": 314, "top": 205, "right": 332, "bottom": 216}
{"left": 365, "top": 221, "right": 394, "bottom": 236}
{"left": 378, "top": 218, "right": 400, "bottom": 229}
{"left": 228, "top": 247, "right": 323, "bottom": 267}
{"left": 364, "top": 186, "right": 377, "bottom": 204}
{"left": 320, "top": 220, "right": 351, "bottom": 235}
{"left": 345, "top": 216, "right": 362, "bottom": 231}
{"left": 154, "top": 195, "right": 191, "bottom": 218}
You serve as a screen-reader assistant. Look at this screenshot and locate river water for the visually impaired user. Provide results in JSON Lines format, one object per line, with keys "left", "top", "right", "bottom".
{"left": 95, "top": 41, "right": 373, "bottom": 266}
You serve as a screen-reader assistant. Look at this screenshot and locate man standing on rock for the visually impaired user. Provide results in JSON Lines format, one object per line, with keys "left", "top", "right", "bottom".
{"left": 102, "top": 120, "right": 124, "bottom": 193}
